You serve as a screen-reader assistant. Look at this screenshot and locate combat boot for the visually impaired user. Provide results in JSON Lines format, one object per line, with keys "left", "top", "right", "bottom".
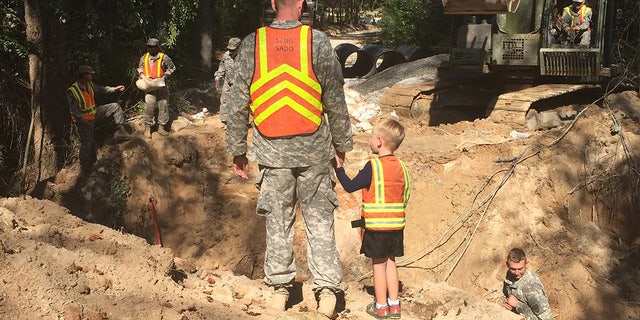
{"left": 143, "top": 125, "right": 152, "bottom": 139}
{"left": 157, "top": 125, "right": 170, "bottom": 136}
{"left": 317, "top": 288, "right": 337, "bottom": 319}
{"left": 269, "top": 286, "right": 289, "bottom": 312}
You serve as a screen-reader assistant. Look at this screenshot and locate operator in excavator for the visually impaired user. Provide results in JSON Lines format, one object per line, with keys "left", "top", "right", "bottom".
{"left": 561, "top": 0, "right": 592, "bottom": 47}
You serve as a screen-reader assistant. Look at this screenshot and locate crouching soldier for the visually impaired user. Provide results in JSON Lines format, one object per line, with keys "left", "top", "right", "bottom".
{"left": 503, "top": 248, "right": 553, "bottom": 320}
{"left": 67, "top": 65, "right": 129, "bottom": 171}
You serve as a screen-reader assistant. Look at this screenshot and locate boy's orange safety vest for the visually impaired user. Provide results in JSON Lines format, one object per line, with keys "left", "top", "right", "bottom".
{"left": 362, "top": 156, "right": 410, "bottom": 231}
{"left": 250, "top": 25, "right": 323, "bottom": 138}
{"left": 67, "top": 81, "right": 97, "bottom": 122}
{"left": 143, "top": 52, "right": 165, "bottom": 79}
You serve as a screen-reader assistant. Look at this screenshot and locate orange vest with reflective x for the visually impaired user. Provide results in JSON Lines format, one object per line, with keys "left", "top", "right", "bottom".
{"left": 250, "top": 25, "right": 323, "bottom": 138}
{"left": 143, "top": 52, "right": 165, "bottom": 79}
{"left": 67, "top": 81, "right": 97, "bottom": 122}
{"left": 362, "top": 156, "right": 410, "bottom": 231}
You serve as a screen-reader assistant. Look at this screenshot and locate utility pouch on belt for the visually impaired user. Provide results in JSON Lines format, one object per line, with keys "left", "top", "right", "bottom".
{"left": 351, "top": 218, "right": 365, "bottom": 228}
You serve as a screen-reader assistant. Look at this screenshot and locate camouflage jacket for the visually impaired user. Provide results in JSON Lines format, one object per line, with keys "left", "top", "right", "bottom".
{"left": 503, "top": 269, "right": 553, "bottom": 320}
{"left": 214, "top": 51, "right": 235, "bottom": 84}
{"left": 225, "top": 20, "right": 353, "bottom": 168}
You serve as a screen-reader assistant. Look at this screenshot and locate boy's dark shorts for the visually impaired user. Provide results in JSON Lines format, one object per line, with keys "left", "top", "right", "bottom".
{"left": 360, "top": 229, "right": 404, "bottom": 259}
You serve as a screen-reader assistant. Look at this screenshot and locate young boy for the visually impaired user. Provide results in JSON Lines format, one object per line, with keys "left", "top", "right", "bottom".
{"left": 335, "top": 118, "right": 410, "bottom": 319}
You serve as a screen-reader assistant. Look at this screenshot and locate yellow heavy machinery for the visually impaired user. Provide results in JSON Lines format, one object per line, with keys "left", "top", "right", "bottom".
{"left": 381, "top": 0, "right": 618, "bottom": 129}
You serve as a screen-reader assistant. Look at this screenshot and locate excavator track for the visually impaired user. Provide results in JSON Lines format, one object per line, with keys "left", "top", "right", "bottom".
{"left": 380, "top": 81, "right": 600, "bottom": 128}
{"left": 486, "top": 84, "right": 600, "bottom": 125}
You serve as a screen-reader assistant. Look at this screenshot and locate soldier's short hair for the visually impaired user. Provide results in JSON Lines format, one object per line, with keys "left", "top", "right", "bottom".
{"left": 507, "top": 248, "right": 527, "bottom": 263}
{"left": 373, "top": 118, "right": 405, "bottom": 151}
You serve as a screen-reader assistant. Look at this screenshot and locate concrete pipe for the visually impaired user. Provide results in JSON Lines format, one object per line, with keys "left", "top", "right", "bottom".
{"left": 362, "top": 44, "right": 407, "bottom": 74}
{"left": 334, "top": 43, "right": 376, "bottom": 78}
{"left": 393, "top": 44, "right": 429, "bottom": 62}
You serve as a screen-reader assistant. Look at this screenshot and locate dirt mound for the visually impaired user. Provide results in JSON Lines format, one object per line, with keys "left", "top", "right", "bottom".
{"left": 10, "top": 88, "right": 640, "bottom": 319}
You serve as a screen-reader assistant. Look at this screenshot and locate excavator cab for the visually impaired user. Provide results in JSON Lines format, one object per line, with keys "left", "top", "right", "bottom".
{"left": 443, "top": 0, "right": 613, "bottom": 82}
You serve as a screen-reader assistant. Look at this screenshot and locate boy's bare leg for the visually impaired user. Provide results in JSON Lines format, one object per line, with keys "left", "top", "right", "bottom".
{"left": 372, "top": 258, "right": 389, "bottom": 305}
{"left": 386, "top": 257, "right": 399, "bottom": 301}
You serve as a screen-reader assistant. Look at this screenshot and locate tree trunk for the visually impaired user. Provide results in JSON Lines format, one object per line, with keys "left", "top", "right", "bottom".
{"left": 23, "top": 0, "right": 45, "bottom": 186}
{"left": 24, "top": 0, "right": 58, "bottom": 191}
{"left": 197, "top": 0, "right": 215, "bottom": 73}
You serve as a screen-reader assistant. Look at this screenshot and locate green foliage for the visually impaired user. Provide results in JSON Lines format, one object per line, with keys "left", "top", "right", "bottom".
{"left": 379, "top": 0, "right": 451, "bottom": 52}
{"left": 164, "top": 0, "right": 199, "bottom": 48}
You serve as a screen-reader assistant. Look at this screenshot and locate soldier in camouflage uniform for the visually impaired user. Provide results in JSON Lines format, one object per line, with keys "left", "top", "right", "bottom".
{"left": 214, "top": 37, "right": 241, "bottom": 123}
{"left": 503, "top": 248, "right": 553, "bottom": 320}
{"left": 225, "top": 0, "right": 353, "bottom": 317}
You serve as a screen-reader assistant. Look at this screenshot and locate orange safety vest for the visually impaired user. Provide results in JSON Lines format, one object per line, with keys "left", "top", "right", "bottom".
{"left": 362, "top": 156, "right": 410, "bottom": 231}
{"left": 564, "top": 5, "right": 591, "bottom": 27}
{"left": 249, "top": 25, "right": 323, "bottom": 138}
{"left": 67, "top": 81, "right": 97, "bottom": 122}
{"left": 143, "top": 52, "right": 165, "bottom": 79}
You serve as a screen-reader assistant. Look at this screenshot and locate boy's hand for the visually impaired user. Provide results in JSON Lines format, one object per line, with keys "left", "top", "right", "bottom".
{"left": 335, "top": 151, "right": 345, "bottom": 168}
{"left": 232, "top": 154, "right": 249, "bottom": 179}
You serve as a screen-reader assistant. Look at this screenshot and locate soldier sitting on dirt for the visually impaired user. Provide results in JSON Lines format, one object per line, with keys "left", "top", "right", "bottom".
{"left": 66, "top": 65, "right": 129, "bottom": 172}
{"left": 561, "top": 0, "right": 592, "bottom": 47}
{"left": 503, "top": 248, "right": 553, "bottom": 320}
{"left": 335, "top": 118, "right": 410, "bottom": 319}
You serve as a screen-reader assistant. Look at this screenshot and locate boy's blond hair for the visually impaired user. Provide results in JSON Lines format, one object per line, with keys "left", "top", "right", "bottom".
{"left": 373, "top": 118, "right": 405, "bottom": 151}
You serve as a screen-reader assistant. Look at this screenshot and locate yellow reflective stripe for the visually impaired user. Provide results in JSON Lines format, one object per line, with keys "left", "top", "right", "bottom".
{"left": 365, "top": 218, "right": 406, "bottom": 228}
{"left": 253, "top": 96, "right": 322, "bottom": 126}
{"left": 400, "top": 160, "right": 410, "bottom": 204}
{"left": 250, "top": 63, "right": 321, "bottom": 94}
{"left": 371, "top": 158, "right": 385, "bottom": 204}
{"left": 157, "top": 52, "right": 164, "bottom": 76}
{"left": 300, "top": 26, "right": 309, "bottom": 75}
{"left": 363, "top": 202, "right": 406, "bottom": 209}
{"left": 144, "top": 53, "right": 150, "bottom": 76}
{"left": 258, "top": 28, "right": 268, "bottom": 78}
{"left": 251, "top": 80, "right": 322, "bottom": 112}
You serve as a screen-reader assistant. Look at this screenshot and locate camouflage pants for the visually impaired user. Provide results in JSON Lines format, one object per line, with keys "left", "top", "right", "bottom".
{"left": 76, "top": 103, "right": 125, "bottom": 167}
{"left": 143, "top": 87, "right": 170, "bottom": 126}
{"left": 255, "top": 163, "right": 342, "bottom": 290}
{"left": 219, "top": 82, "right": 231, "bottom": 122}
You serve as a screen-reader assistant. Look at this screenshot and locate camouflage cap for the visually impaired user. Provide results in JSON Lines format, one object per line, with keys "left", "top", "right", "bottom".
{"left": 227, "top": 37, "right": 241, "bottom": 50}
{"left": 146, "top": 38, "right": 160, "bottom": 47}
{"left": 77, "top": 65, "right": 95, "bottom": 75}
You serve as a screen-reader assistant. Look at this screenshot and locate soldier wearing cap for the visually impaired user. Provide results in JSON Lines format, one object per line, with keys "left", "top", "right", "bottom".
{"left": 66, "top": 65, "right": 129, "bottom": 171}
{"left": 214, "top": 37, "right": 241, "bottom": 123}
{"left": 503, "top": 248, "right": 553, "bottom": 320}
{"left": 137, "top": 38, "right": 176, "bottom": 138}
{"left": 561, "top": 0, "right": 592, "bottom": 46}
{"left": 225, "top": 0, "right": 353, "bottom": 317}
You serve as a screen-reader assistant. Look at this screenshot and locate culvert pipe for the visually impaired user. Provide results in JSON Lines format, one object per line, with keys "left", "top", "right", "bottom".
{"left": 393, "top": 44, "right": 429, "bottom": 62}
{"left": 362, "top": 44, "right": 407, "bottom": 74}
{"left": 334, "top": 43, "right": 376, "bottom": 78}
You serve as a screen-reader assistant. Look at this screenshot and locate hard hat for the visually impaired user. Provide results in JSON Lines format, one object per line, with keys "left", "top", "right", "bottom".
{"left": 77, "top": 65, "right": 95, "bottom": 75}
{"left": 572, "top": 0, "right": 585, "bottom": 3}
{"left": 146, "top": 38, "right": 160, "bottom": 47}
{"left": 227, "top": 38, "right": 241, "bottom": 50}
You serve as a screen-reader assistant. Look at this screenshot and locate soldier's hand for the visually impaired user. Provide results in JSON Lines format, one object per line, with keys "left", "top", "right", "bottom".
{"left": 114, "top": 85, "right": 125, "bottom": 92}
{"left": 334, "top": 152, "right": 345, "bottom": 168}
{"left": 504, "top": 295, "right": 519, "bottom": 310}
{"left": 232, "top": 154, "right": 249, "bottom": 179}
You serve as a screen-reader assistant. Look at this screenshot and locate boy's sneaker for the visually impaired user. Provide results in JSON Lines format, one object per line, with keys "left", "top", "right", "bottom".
{"left": 388, "top": 303, "right": 401, "bottom": 319}
{"left": 366, "top": 302, "right": 389, "bottom": 319}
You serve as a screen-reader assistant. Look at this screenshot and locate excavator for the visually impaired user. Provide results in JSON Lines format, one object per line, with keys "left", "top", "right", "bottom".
{"left": 380, "top": 0, "right": 618, "bottom": 129}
